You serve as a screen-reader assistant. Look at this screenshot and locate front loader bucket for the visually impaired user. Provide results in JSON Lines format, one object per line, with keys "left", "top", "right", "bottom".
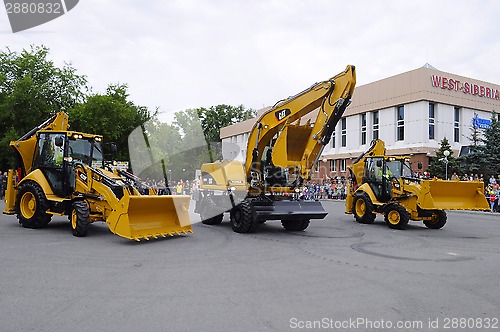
{"left": 106, "top": 195, "right": 192, "bottom": 241}
{"left": 419, "top": 179, "right": 490, "bottom": 211}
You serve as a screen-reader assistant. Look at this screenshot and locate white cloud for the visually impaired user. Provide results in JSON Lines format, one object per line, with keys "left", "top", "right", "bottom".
{"left": 2, "top": 0, "right": 500, "bottom": 113}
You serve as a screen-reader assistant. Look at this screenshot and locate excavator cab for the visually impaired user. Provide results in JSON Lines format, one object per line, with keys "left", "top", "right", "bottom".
{"left": 261, "top": 143, "right": 289, "bottom": 188}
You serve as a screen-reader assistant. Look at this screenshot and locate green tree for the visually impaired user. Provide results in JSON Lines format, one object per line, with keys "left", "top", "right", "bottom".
{"left": 458, "top": 114, "right": 488, "bottom": 177}
{"left": 197, "top": 104, "right": 255, "bottom": 143}
{"left": 0, "top": 45, "right": 87, "bottom": 169}
{"left": 68, "top": 84, "right": 151, "bottom": 161}
{"left": 427, "top": 137, "right": 459, "bottom": 179}
{"left": 194, "top": 104, "right": 255, "bottom": 161}
{"left": 479, "top": 112, "right": 500, "bottom": 178}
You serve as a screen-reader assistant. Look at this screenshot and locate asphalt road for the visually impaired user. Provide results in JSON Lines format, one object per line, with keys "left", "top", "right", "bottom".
{"left": 0, "top": 200, "right": 499, "bottom": 332}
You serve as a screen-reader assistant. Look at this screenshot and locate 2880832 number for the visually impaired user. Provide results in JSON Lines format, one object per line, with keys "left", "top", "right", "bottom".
{"left": 443, "top": 317, "right": 498, "bottom": 329}
{"left": 5, "top": 2, "right": 62, "bottom": 14}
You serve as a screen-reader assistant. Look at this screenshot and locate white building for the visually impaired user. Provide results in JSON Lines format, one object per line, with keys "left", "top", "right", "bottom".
{"left": 220, "top": 64, "right": 500, "bottom": 179}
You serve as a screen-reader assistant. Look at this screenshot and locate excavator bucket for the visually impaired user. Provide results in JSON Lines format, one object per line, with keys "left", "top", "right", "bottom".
{"left": 106, "top": 195, "right": 192, "bottom": 241}
{"left": 418, "top": 179, "right": 490, "bottom": 211}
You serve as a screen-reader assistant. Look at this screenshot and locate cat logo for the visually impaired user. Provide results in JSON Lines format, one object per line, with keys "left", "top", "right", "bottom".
{"left": 275, "top": 108, "right": 291, "bottom": 121}
{"left": 78, "top": 172, "right": 87, "bottom": 183}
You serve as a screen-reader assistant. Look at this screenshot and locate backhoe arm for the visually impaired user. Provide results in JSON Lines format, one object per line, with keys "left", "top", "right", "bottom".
{"left": 347, "top": 139, "right": 387, "bottom": 185}
{"left": 10, "top": 111, "right": 69, "bottom": 177}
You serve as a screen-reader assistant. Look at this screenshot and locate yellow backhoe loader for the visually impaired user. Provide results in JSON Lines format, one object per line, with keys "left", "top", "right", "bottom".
{"left": 194, "top": 65, "right": 356, "bottom": 232}
{"left": 345, "top": 139, "right": 490, "bottom": 229}
{"left": 3, "top": 112, "right": 191, "bottom": 241}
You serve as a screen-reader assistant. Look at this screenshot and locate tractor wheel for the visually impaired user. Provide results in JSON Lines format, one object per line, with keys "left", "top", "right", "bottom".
{"left": 353, "top": 192, "right": 376, "bottom": 224}
{"left": 70, "top": 200, "right": 90, "bottom": 237}
{"left": 384, "top": 204, "right": 410, "bottom": 230}
{"left": 16, "top": 181, "right": 52, "bottom": 229}
{"left": 200, "top": 197, "right": 223, "bottom": 225}
{"left": 281, "top": 219, "right": 310, "bottom": 231}
{"left": 423, "top": 210, "right": 447, "bottom": 229}
{"left": 230, "top": 200, "right": 257, "bottom": 233}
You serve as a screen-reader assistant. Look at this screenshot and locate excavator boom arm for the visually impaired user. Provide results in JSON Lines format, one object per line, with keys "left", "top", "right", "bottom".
{"left": 245, "top": 65, "right": 356, "bottom": 185}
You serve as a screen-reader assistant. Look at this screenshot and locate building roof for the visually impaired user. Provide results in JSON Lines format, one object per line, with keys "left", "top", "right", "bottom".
{"left": 346, "top": 65, "right": 500, "bottom": 116}
{"left": 220, "top": 65, "right": 500, "bottom": 138}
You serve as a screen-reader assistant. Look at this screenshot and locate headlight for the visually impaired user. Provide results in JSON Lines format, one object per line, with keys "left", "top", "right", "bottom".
{"left": 295, "top": 188, "right": 300, "bottom": 193}
{"left": 229, "top": 186, "right": 237, "bottom": 191}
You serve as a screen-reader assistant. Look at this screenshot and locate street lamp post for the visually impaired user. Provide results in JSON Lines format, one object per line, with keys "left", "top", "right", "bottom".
{"left": 443, "top": 150, "right": 450, "bottom": 180}
{"left": 322, "top": 158, "right": 328, "bottom": 179}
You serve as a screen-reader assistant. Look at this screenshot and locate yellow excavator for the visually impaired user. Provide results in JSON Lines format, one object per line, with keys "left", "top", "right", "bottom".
{"left": 345, "top": 139, "right": 490, "bottom": 229}
{"left": 194, "top": 65, "right": 356, "bottom": 232}
{"left": 3, "top": 112, "right": 191, "bottom": 241}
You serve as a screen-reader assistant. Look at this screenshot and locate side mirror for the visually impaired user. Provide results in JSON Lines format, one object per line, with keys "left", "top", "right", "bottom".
{"left": 54, "top": 135, "right": 64, "bottom": 147}
{"left": 417, "top": 161, "right": 423, "bottom": 170}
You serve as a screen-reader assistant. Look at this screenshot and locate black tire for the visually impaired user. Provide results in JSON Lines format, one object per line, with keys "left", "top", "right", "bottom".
{"left": 353, "top": 192, "right": 376, "bottom": 224}
{"left": 230, "top": 200, "right": 257, "bottom": 233}
{"left": 384, "top": 204, "right": 410, "bottom": 230}
{"left": 16, "top": 181, "right": 52, "bottom": 229}
{"left": 423, "top": 210, "right": 447, "bottom": 229}
{"left": 200, "top": 197, "right": 223, "bottom": 225}
{"left": 70, "top": 200, "right": 90, "bottom": 237}
{"left": 281, "top": 219, "right": 310, "bottom": 231}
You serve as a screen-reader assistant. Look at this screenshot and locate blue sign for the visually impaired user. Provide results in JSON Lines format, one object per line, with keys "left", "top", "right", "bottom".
{"left": 472, "top": 114, "right": 490, "bottom": 129}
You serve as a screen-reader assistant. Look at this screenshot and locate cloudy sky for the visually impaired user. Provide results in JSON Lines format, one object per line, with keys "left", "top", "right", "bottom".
{"left": 1, "top": 0, "right": 499, "bottom": 116}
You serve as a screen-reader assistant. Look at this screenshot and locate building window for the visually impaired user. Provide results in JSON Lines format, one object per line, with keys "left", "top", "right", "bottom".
{"left": 372, "top": 111, "right": 379, "bottom": 140}
{"left": 429, "top": 103, "right": 435, "bottom": 140}
{"left": 454, "top": 107, "right": 460, "bottom": 143}
{"left": 397, "top": 105, "right": 404, "bottom": 141}
{"left": 331, "top": 130, "right": 336, "bottom": 148}
{"left": 341, "top": 118, "right": 346, "bottom": 147}
{"left": 361, "top": 113, "right": 367, "bottom": 145}
{"left": 330, "top": 159, "right": 336, "bottom": 172}
{"left": 340, "top": 159, "right": 346, "bottom": 172}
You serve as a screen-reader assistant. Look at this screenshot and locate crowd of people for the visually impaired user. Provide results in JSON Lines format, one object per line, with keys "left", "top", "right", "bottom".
{"left": 138, "top": 177, "right": 194, "bottom": 196}
{"left": 298, "top": 179, "right": 347, "bottom": 200}
{"left": 485, "top": 175, "right": 500, "bottom": 213}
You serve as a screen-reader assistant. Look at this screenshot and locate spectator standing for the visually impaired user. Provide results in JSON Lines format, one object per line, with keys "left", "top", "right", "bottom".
{"left": 489, "top": 175, "right": 496, "bottom": 185}
{"left": 451, "top": 172, "right": 459, "bottom": 180}
{"left": 488, "top": 188, "right": 497, "bottom": 212}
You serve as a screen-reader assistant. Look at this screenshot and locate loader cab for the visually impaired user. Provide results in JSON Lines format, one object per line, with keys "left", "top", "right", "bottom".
{"left": 33, "top": 131, "right": 103, "bottom": 197}
{"left": 363, "top": 157, "right": 393, "bottom": 202}
{"left": 364, "top": 156, "right": 414, "bottom": 202}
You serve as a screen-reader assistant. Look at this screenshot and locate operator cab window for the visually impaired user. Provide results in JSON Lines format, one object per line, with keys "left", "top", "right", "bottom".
{"left": 68, "top": 138, "right": 103, "bottom": 168}
{"left": 35, "top": 133, "right": 65, "bottom": 168}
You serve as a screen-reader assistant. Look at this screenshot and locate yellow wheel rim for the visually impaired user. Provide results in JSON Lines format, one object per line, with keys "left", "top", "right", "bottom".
{"left": 428, "top": 213, "right": 439, "bottom": 224}
{"left": 20, "top": 192, "right": 36, "bottom": 219}
{"left": 71, "top": 210, "right": 77, "bottom": 229}
{"left": 387, "top": 210, "right": 401, "bottom": 225}
{"left": 355, "top": 199, "right": 366, "bottom": 217}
